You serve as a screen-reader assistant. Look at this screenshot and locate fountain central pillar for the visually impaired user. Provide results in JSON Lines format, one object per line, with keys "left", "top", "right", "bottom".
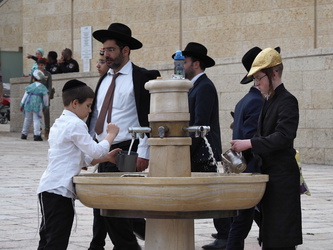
{"left": 144, "top": 79, "right": 195, "bottom": 250}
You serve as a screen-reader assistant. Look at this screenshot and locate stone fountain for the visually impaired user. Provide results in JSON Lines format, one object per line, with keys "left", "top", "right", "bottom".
{"left": 73, "top": 79, "right": 268, "bottom": 250}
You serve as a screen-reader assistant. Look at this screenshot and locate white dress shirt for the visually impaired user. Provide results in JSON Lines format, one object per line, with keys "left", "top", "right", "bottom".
{"left": 91, "top": 60, "right": 149, "bottom": 159}
{"left": 37, "top": 110, "right": 110, "bottom": 198}
{"left": 191, "top": 72, "right": 205, "bottom": 84}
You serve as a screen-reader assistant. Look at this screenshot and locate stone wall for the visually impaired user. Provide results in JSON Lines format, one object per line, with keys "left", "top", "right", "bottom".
{"left": 16, "top": 0, "right": 333, "bottom": 75}
{"left": 0, "top": 0, "right": 22, "bottom": 51}
{"left": 4, "top": 0, "right": 333, "bottom": 164}
{"left": 10, "top": 48, "right": 333, "bottom": 164}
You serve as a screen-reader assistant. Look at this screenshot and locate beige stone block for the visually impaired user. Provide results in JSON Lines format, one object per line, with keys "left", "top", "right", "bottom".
{"left": 182, "top": 0, "right": 228, "bottom": 17}
{"left": 312, "top": 89, "right": 333, "bottom": 109}
{"left": 303, "top": 69, "right": 333, "bottom": 90}
{"left": 292, "top": 90, "right": 312, "bottom": 110}
{"left": 324, "top": 57, "right": 333, "bottom": 70}
{"left": 318, "top": 3, "right": 333, "bottom": 18}
{"left": 47, "top": 30, "right": 72, "bottom": 44}
{"left": 298, "top": 147, "right": 325, "bottom": 164}
{"left": 276, "top": 0, "right": 313, "bottom": 8}
{"left": 317, "top": 18, "right": 333, "bottom": 34}
{"left": 324, "top": 148, "right": 333, "bottom": 165}
{"left": 298, "top": 109, "right": 307, "bottom": 129}
{"left": 220, "top": 92, "right": 244, "bottom": 112}
{"left": 290, "top": 56, "right": 325, "bottom": 72}
{"left": 305, "top": 109, "right": 333, "bottom": 129}
{"left": 317, "top": 34, "right": 333, "bottom": 48}
{"left": 283, "top": 71, "right": 303, "bottom": 91}
{"left": 295, "top": 129, "right": 313, "bottom": 148}
{"left": 221, "top": 129, "right": 233, "bottom": 151}
{"left": 313, "top": 129, "right": 333, "bottom": 148}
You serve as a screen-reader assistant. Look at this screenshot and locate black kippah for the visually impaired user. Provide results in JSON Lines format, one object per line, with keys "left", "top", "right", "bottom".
{"left": 62, "top": 79, "right": 87, "bottom": 92}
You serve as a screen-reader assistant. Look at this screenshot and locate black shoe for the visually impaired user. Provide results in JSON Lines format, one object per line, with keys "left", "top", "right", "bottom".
{"left": 211, "top": 233, "right": 218, "bottom": 239}
{"left": 34, "top": 135, "right": 43, "bottom": 141}
{"left": 202, "top": 239, "right": 227, "bottom": 250}
{"left": 21, "top": 134, "right": 27, "bottom": 140}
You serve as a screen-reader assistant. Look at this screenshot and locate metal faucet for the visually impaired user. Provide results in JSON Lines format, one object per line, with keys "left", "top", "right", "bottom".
{"left": 183, "top": 126, "right": 210, "bottom": 138}
{"left": 128, "top": 127, "right": 152, "bottom": 139}
{"left": 158, "top": 126, "right": 169, "bottom": 138}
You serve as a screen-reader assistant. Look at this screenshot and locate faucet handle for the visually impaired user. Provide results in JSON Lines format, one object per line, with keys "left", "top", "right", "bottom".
{"left": 128, "top": 127, "right": 152, "bottom": 139}
{"left": 183, "top": 126, "right": 210, "bottom": 138}
{"left": 158, "top": 126, "right": 169, "bottom": 138}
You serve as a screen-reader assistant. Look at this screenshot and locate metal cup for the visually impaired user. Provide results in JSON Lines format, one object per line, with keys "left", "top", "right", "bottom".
{"left": 116, "top": 151, "right": 138, "bottom": 172}
{"left": 221, "top": 149, "right": 247, "bottom": 173}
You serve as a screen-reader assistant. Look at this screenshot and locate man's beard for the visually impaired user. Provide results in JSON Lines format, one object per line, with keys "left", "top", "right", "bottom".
{"left": 106, "top": 53, "right": 124, "bottom": 69}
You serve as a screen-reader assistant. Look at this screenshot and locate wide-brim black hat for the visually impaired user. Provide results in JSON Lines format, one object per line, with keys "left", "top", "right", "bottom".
{"left": 240, "top": 46, "right": 281, "bottom": 84}
{"left": 172, "top": 42, "right": 215, "bottom": 68}
{"left": 93, "top": 23, "right": 142, "bottom": 50}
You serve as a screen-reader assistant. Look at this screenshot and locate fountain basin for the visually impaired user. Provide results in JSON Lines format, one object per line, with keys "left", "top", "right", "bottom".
{"left": 73, "top": 173, "right": 268, "bottom": 214}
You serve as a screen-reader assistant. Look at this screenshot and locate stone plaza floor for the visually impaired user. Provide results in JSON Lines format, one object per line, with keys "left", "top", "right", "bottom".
{"left": 0, "top": 123, "right": 332, "bottom": 249}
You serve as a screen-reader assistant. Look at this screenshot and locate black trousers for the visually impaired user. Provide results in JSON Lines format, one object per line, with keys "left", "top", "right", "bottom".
{"left": 37, "top": 192, "right": 74, "bottom": 250}
{"left": 213, "top": 217, "right": 231, "bottom": 239}
{"left": 89, "top": 139, "right": 143, "bottom": 250}
{"left": 226, "top": 207, "right": 255, "bottom": 250}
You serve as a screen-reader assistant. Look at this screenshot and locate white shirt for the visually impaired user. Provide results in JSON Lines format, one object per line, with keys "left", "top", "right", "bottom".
{"left": 191, "top": 72, "right": 205, "bottom": 84}
{"left": 91, "top": 60, "right": 149, "bottom": 159}
{"left": 37, "top": 110, "right": 110, "bottom": 198}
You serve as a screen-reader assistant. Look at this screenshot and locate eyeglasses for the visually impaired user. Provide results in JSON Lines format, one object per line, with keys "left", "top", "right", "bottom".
{"left": 254, "top": 74, "right": 267, "bottom": 83}
{"left": 100, "top": 47, "right": 118, "bottom": 53}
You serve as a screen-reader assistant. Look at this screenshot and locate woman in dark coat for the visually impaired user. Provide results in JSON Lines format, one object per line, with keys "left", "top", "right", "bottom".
{"left": 231, "top": 48, "right": 302, "bottom": 250}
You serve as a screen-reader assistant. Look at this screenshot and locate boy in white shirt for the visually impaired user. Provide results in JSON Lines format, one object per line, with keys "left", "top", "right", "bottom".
{"left": 37, "top": 79, "right": 121, "bottom": 250}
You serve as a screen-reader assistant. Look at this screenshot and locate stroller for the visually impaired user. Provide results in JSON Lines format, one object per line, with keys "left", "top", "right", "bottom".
{"left": 0, "top": 96, "right": 10, "bottom": 124}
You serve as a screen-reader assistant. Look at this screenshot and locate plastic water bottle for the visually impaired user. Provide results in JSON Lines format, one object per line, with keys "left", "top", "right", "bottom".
{"left": 172, "top": 50, "right": 185, "bottom": 79}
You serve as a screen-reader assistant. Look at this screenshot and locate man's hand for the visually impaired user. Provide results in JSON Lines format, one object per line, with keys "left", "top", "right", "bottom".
{"left": 19, "top": 106, "right": 23, "bottom": 112}
{"left": 136, "top": 157, "right": 149, "bottom": 172}
{"left": 230, "top": 139, "right": 252, "bottom": 152}
{"left": 58, "top": 57, "right": 64, "bottom": 64}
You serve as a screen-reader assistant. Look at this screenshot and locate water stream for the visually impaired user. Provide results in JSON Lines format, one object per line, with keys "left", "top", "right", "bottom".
{"left": 128, "top": 138, "right": 135, "bottom": 155}
{"left": 203, "top": 136, "right": 218, "bottom": 172}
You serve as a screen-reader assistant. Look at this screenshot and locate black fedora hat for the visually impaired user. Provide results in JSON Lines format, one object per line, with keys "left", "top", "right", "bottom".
{"left": 240, "top": 46, "right": 281, "bottom": 84}
{"left": 93, "top": 23, "right": 142, "bottom": 50}
{"left": 172, "top": 42, "right": 215, "bottom": 68}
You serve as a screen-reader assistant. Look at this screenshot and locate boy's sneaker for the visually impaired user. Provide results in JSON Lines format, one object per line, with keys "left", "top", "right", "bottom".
{"left": 34, "top": 135, "right": 43, "bottom": 141}
{"left": 21, "top": 134, "right": 27, "bottom": 140}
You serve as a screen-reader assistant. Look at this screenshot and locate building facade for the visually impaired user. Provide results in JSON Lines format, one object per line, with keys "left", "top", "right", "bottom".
{"left": 2, "top": 0, "right": 333, "bottom": 164}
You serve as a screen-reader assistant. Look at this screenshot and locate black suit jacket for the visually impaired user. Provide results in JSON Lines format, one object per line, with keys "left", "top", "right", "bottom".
{"left": 251, "top": 84, "right": 302, "bottom": 247}
{"left": 86, "top": 63, "right": 160, "bottom": 132}
{"left": 232, "top": 86, "right": 264, "bottom": 172}
{"left": 188, "top": 73, "right": 222, "bottom": 171}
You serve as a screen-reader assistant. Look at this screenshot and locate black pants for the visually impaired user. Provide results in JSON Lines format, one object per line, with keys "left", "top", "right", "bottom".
{"left": 213, "top": 217, "right": 231, "bottom": 239}
{"left": 89, "top": 139, "right": 143, "bottom": 250}
{"left": 37, "top": 192, "right": 74, "bottom": 250}
{"left": 226, "top": 207, "right": 255, "bottom": 250}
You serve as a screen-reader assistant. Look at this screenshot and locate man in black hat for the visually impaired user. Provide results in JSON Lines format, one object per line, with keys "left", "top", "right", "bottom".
{"left": 175, "top": 42, "right": 222, "bottom": 172}
{"left": 86, "top": 22, "right": 160, "bottom": 250}
{"left": 225, "top": 47, "right": 265, "bottom": 250}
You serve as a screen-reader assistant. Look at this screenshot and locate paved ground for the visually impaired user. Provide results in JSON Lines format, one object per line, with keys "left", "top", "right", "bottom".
{"left": 0, "top": 123, "right": 332, "bottom": 250}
